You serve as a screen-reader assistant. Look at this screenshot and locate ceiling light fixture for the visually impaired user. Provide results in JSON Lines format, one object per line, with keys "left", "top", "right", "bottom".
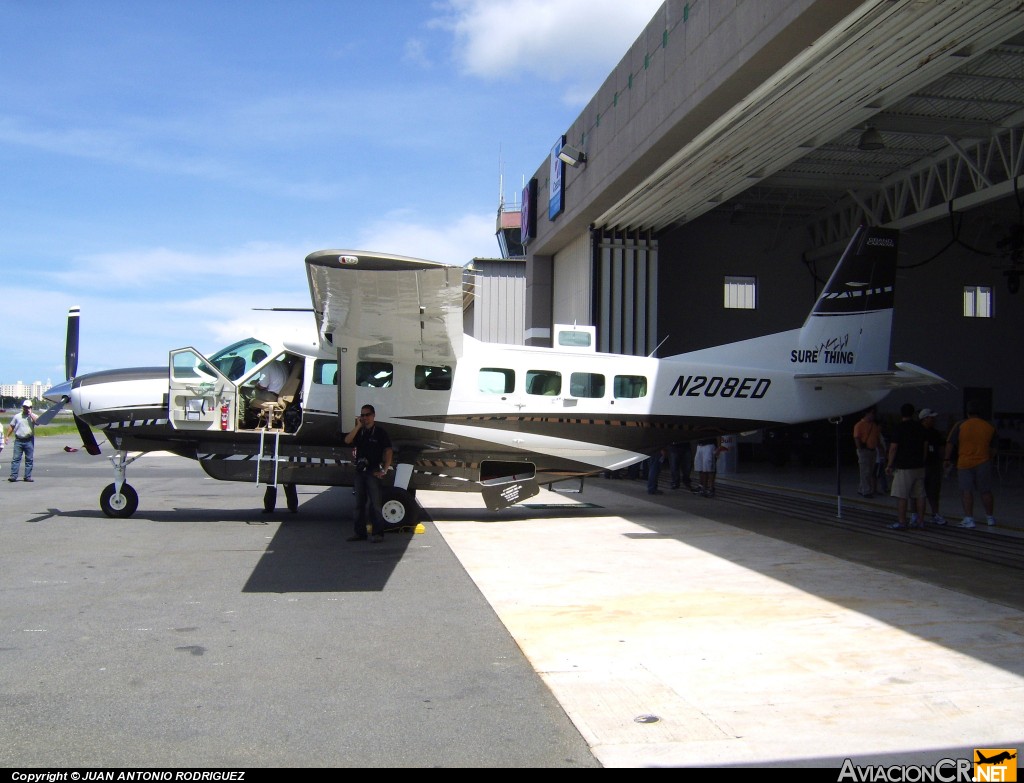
{"left": 858, "top": 127, "right": 885, "bottom": 151}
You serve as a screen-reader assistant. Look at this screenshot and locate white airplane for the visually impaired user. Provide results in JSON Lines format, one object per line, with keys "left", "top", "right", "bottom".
{"left": 43, "top": 225, "right": 943, "bottom": 522}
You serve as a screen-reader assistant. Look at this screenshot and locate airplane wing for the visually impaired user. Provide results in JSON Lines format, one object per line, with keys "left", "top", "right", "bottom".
{"left": 795, "top": 362, "right": 951, "bottom": 389}
{"left": 305, "top": 250, "right": 466, "bottom": 363}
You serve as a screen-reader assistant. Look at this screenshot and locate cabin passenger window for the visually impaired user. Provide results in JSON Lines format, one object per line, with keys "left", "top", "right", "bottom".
{"left": 963, "top": 285, "right": 993, "bottom": 318}
{"left": 314, "top": 360, "right": 338, "bottom": 385}
{"left": 724, "top": 276, "right": 757, "bottom": 309}
{"left": 415, "top": 364, "right": 453, "bottom": 391}
{"left": 526, "top": 370, "right": 561, "bottom": 396}
{"left": 356, "top": 361, "right": 393, "bottom": 388}
{"left": 614, "top": 375, "right": 648, "bottom": 398}
{"left": 479, "top": 368, "right": 514, "bottom": 394}
{"left": 570, "top": 372, "right": 605, "bottom": 398}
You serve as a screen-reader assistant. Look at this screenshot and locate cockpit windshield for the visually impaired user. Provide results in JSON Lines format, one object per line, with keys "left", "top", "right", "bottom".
{"left": 209, "top": 338, "right": 272, "bottom": 381}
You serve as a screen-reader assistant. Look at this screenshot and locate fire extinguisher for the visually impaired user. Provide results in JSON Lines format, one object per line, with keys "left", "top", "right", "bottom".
{"left": 220, "top": 400, "right": 229, "bottom": 430}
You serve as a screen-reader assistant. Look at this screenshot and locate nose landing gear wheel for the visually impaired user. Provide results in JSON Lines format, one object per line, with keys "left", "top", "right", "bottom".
{"left": 100, "top": 483, "right": 139, "bottom": 518}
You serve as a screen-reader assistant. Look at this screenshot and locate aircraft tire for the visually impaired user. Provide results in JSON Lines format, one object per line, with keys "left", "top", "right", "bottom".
{"left": 100, "top": 483, "right": 139, "bottom": 518}
{"left": 380, "top": 486, "right": 419, "bottom": 528}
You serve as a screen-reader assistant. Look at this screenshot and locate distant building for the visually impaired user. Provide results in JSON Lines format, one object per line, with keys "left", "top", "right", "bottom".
{"left": 0, "top": 380, "right": 51, "bottom": 404}
{"left": 462, "top": 196, "right": 527, "bottom": 344}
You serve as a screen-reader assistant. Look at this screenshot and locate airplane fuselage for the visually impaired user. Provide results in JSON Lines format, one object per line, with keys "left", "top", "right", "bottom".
{"left": 65, "top": 327, "right": 886, "bottom": 495}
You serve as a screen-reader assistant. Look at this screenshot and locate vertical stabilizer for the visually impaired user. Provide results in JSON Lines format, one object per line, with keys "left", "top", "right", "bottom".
{"left": 795, "top": 226, "right": 898, "bottom": 374}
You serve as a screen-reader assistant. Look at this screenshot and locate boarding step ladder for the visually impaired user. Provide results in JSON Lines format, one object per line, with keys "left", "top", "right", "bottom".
{"left": 257, "top": 428, "right": 281, "bottom": 489}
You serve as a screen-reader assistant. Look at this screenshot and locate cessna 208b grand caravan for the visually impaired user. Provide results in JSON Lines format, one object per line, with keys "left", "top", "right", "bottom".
{"left": 43, "top": 225, "right": 942, "bottom": 522}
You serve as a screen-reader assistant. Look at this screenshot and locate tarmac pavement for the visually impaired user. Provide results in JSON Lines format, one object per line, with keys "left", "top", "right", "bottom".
{"left": 2, "top": 435, "right": 1022, "bottom": 768}
{"left": 0, "top": 436, "right": 598, "bottom": 768}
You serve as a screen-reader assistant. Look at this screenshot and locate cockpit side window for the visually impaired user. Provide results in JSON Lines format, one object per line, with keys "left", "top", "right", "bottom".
{"left": 210, "top": 338, "right": 272, "bottom": 381}
{"left": 171, "top": 351, "right": 218, "bottom": 382}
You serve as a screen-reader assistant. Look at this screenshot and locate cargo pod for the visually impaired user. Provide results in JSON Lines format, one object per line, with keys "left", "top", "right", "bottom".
{"left": 480, "top": 459, "right": 539, "bottom": 510}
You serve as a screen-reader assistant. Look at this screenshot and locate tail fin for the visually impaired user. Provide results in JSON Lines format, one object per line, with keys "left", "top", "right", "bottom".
{"left": 796, "top": 225, "right": 898, "bottom": 374}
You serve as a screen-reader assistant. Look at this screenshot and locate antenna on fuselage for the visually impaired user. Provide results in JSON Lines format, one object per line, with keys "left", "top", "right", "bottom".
{"left": 648, "top": 335, "right": 670, "bottom": 358}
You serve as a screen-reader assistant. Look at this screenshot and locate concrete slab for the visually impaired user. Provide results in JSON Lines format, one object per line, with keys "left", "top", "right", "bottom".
{"left": 425, "top": 479, "right": 1024, "bottom": 768}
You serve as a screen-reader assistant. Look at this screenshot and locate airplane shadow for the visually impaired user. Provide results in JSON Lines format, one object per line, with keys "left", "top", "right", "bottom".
{"left": 241, "top": 515, "right": 416, "bottom": 594}
{"left": 421, "top": 502, "right": 608, "bottom": 523}
{"left": 240, "top": 488, "right": 419, "bottom": 593}
{"left": 37, "top": 487, "right": 419, "bottom": 594}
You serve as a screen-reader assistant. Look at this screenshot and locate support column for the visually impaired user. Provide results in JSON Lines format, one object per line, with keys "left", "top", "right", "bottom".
{"left": 524, "top": 253, "right": 553, "bottom": 347}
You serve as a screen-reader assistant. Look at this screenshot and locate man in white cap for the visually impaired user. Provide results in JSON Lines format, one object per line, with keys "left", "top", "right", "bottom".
{"left": 916, "top": 408, "right": 946, "bottom": 526}
{"left": 6, "top": 400, "right": 38, "bottom": 482}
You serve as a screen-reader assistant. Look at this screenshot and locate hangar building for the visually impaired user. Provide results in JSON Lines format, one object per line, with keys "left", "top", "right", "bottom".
{"left": 516, "top": 0, "right": 1024, "bottom": 441}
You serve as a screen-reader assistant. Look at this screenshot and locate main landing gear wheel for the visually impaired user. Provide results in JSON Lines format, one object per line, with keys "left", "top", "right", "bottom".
{"left": 380, "top": 487, "right": 419, "bottom": 528}
{"left": 100, "top": 483, "right": 139, "bottom": 518}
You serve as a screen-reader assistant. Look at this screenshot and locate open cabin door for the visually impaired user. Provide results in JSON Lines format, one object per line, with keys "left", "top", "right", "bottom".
{"left": 169, "top": 347, "right": 238, "bottom": 432}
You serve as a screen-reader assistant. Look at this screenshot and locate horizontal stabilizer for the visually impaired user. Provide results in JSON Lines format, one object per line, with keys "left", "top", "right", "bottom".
{"left": 796, "top": 361, "right": 949, "bottom": 390}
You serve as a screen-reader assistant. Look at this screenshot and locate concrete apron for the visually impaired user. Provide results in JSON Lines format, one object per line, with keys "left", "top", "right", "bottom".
{"left": 422, "top": 485, "right": 1024, "bottom": 768}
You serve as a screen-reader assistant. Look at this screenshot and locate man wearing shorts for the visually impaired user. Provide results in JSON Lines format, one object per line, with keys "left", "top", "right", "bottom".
{"left": 692, "top": 437, "right": 723, "bottom": 498}
{"left": 945, "top": 401, "right": 997, "bottom": 528}
{"left": 884, "top": 403, "right": 927, "bottom": 530}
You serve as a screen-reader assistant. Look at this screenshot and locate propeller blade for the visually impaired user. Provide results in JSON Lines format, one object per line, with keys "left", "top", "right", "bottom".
{"left": 74, "top": 415, "right": 102, "bottom": 456}
{"left": 34, "top": 399, "right": 68, "bottom": 426}
{"left": 66, "top": 306, "right": 80, "bottom": 380}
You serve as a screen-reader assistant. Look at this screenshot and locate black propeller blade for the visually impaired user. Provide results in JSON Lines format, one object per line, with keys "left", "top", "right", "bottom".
{"left": 75, "top": 414, "right": 101, "bottom": 456}
{"left": 66, "top": 305, "right": 80, "bottom": 379}
{"left": 34, "top": 396, "right": 68, "bottom": 426}
{"left": 36, "top": 306, "right": 81, "bottom": 426}
{"left": 39, "top": 305, "right": 100, "bottom": 455}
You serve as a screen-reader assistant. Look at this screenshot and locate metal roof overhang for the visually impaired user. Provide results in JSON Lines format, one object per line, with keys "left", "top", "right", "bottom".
{"left": 595, "top": 0, "right": 1024, "bottom": 251}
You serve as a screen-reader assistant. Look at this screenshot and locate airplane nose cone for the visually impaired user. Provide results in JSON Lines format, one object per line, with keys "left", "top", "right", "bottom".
{"left": 44, "top": 379, "right": 73, "bottom": 404}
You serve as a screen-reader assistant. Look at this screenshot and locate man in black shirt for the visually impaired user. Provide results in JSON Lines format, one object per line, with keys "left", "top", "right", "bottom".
{"left": 343, "top": 404, "right": 393, "bottom": 543}
{"left": 917, "top": 408, "right": 947, "bottom": 526}
{"left": 884, "top": 403, "right": 927, "bottom": 530}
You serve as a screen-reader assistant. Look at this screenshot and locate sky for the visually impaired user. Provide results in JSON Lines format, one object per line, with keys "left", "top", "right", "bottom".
{"left": 1, "top": 0, "right": 663, "bottom": 386}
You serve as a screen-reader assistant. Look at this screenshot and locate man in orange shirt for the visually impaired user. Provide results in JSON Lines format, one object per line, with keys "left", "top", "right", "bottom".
{"left": 945, "top": 401, "right": 997, "bottom": 528}
{"left": 853, "top": 407, "right": 883, "bottom": 497}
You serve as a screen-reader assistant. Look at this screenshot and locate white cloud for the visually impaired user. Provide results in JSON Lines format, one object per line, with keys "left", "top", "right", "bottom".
{"left": 355, "top": 210, "right": 499, "bottom": 265}
{"left": 435, "top": 0, "right": 663, "bottom": 103}
{"left": 3, "top": 211, "right": 500, "bottom": 381}
{"left": 47, "top": 243, "right": 311, "bottom": 294}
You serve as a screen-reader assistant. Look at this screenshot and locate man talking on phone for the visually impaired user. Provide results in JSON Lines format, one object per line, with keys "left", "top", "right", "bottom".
{"left": 342, "top": 404, "right": 393, "bottom": 542}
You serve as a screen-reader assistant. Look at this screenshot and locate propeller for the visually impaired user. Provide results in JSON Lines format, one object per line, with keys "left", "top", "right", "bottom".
{"left": 75, "top": 414, "right": 102, "bottom": 456}
{"left": 37, "top": 307, "right": 101, "bottom": 455}
{"left": 66, "top": 304, "right": 80, "bottom": 378}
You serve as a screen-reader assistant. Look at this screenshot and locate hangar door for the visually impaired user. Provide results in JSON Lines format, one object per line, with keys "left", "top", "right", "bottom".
{"left": 594, "top": 228, "right": 658, "bottom": 356}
